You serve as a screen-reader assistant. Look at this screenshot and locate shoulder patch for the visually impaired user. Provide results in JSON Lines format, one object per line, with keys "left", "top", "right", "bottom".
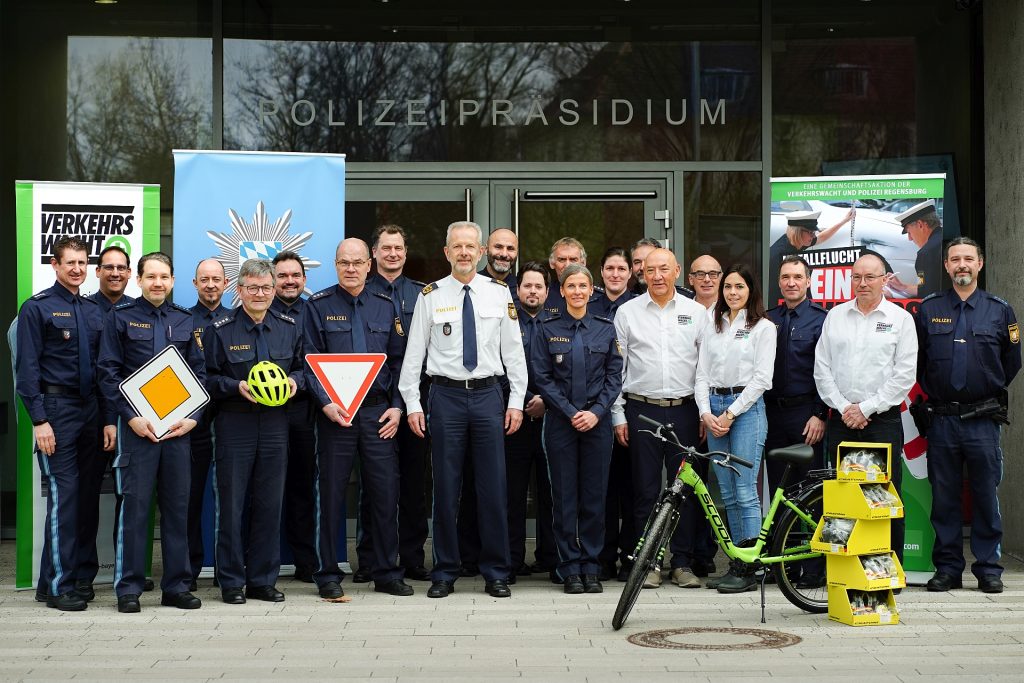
{"left": 421, "top": 282, "right": 438, "bottom": 295}
{"left": 991, "top": 294, "right": 1010, "bottom": 307}
{"left": 30, "top": 291, "right": 50, "bottom": 300}
{"left": 490, "top": 277, "right": 508, "bottom": 287}
{"left": 372, "top": 291, "right": 393, "bottom": 303}
{"left": 593, "top": 315, "right": 614, "bottom": 325}
{"left": 271, "top": 310, "right": 297, "bottom": 325}
{"left": 507, "top": 302, "right": 518, "bottom": 320}
{"left": 310, "top": 287, "right": 334, "bottom": 301}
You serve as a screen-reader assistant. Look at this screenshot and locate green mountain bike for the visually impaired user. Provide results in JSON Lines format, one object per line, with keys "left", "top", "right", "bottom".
{"left": 612, "top": 415, "right": 831, "bottom": 630}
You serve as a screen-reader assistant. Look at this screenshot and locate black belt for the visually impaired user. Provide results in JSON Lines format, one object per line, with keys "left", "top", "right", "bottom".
{"left": 41, "top": 384, "right": 83, "bottom": 396}
{"left": 711, "top": 386, "right": 746, "bottom": 395}
{"left": 432, "top": 376, "right": 499, "bottom": 390}
{"left": 361, "top": 392, "right": 388, "bottom": 406}
{"left": 767, "top": 393, "right": 817, "bottom": 408}
{"left": 929, "top": 399, "right": 999, "bottom": 416}
{"left": 624, "top": 392, "right": 693, "bottom": 407}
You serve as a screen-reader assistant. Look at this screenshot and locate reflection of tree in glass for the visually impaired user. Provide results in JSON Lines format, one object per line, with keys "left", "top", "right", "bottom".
{"left": 67, "top": 38, "right": 211, "bottom": 186}
{"left": 517, "top": 202, "right": 644, "bottom": 277}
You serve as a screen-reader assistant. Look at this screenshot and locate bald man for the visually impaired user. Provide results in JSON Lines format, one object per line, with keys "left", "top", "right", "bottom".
{"left": 687, "top": 254, "right": 723, "bottom": 313}
{"left": 480, "top": 228, "right": 520, "bottom": 303}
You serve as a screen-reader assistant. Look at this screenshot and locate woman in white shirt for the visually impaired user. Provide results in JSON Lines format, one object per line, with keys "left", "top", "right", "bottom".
{"left": 695, "top": 264, "right": 777, "bottom": 593}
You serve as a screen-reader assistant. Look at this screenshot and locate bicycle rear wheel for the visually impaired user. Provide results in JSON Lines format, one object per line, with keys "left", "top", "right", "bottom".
{"left": 770, "top": 482, "right": 828, "bottom": 614}
{"left": 612, "top": 500, "right": 678, "bottom": 630}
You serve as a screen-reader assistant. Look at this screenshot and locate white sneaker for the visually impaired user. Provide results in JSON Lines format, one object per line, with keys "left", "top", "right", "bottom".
{"left": 642, "top": 570, "right": 662, "bottom": 589}
{"left": 670, "top": 567, "right": 701, "bottom": 588}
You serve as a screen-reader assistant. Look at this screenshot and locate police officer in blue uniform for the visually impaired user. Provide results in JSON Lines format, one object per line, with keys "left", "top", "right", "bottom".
{"left": 533, "top": 264, "right": 623, "bottom": 594}
{"left": 764, "top": 255, "right": 828, "bottom": 492}
{"left": 892, "top": 200, "right": 944, "bottom": 300}
{"left": 399, "top": 221, "right": 528, "bottom": 599}
{"left": 545, "top": 237, "right": 587, "bottom": 312}
{"left": 97, "top": 252, "right": 204, "bottom": 613}
{"left": 205, "top": 258, "right": 305, "bottom": 604}
{"left": 355, "top": 225, "right": 431, "bottom": 582}
{"left": 916, "top": 237, "right": 1021, "bottom": 594}
{"left": 186, "top": 258, "right": 229, "bottom": 588}
{"left": 270, "top": 250, "right": 319, "bottom": 584}
{"left": 16, "top": 237, "right": 104, "bottom": 611}
{"left": 73, "top": 244, "right": 133, "bottom": 600}
{"left": 305, "top": 238, "right": 411, "bottom": 599}
{"left": 482, "top": 228, "right": 520, "bottom": 304}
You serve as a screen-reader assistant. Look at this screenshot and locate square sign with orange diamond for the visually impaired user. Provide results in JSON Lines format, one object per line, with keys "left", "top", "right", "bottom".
{"left": 119, "top": 345, "right": 209, "bottom": 439}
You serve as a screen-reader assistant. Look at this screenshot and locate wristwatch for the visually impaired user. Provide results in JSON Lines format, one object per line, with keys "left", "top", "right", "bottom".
{"left": 724, "top": 410, "right": 735, "bottom": 421}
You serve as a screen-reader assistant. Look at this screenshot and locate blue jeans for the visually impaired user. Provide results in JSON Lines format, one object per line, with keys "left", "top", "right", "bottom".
{"left": 707, "top": 394, "right": 767, "bottom": 542}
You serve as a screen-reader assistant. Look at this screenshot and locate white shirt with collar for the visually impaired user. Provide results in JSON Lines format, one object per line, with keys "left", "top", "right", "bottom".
{"left": 695, "top": 310, "right": 777, "bottom": 418}
{"left": 813, "top": 297, "right": 917, "bottom": 418}
{"left": 611, "top": 291, "right": 709, "bottom": 427}
{"left": 399, "top": 273, "right": 527, "bottom": 414}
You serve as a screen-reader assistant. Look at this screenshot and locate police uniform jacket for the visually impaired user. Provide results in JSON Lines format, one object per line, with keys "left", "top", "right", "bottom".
{"left": 97, "top": 297, "right": 206, "bottom": 423}
{"left": 479, "top": 268, "right": 519, "bottom": 304}
{"left": 16, "top": 281, "right": 104, "bottom": 423}
{"left": 589, "top": 287, "right": 635, "bottom": 319}
{"left": 89, "top": 291, "right": 134, "bottom": 315}
{"left": 765, "top": 298, "right": 828, "bottom": 417}
{"left": 204, "top": 308, "right": 306, "bottom": 407}
{"left": 532, "top": 310, "right": 624, "bottom": 421}
{"left": 501, "top": 301, "right": 544, "bottom": 404}
{"left": 916, "top": 288, "right": 1022, "bottom": 403}
{"left": 304, "top": 284, "right": 405, "bottom": 409}
{"left": 366, "top": 273, "right": 423, "bottom": 341}
{"left": 192, "top": 301, "right": 230, "bottom": 340}
{"left": 914, "top": 229, "right": 944, "bottom": 300}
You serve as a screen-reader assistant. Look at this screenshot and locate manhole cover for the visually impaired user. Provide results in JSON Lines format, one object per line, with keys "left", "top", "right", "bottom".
{"left": 627, "top": 627, "right": 802, "bottom": 651}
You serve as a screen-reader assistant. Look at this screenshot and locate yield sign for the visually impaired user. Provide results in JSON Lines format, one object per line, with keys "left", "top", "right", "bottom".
{"left": 305, "top": 353, "right": 387, "bottom": 418}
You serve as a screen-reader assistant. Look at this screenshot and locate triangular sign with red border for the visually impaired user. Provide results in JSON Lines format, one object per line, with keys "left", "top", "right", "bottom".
{"left": 305, "top": 353, "right": 387, "bottom": 418}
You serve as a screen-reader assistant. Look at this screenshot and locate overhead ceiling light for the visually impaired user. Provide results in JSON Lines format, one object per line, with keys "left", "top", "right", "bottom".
{"left": 95, "top": 0, "right": 118, "bottom": 4}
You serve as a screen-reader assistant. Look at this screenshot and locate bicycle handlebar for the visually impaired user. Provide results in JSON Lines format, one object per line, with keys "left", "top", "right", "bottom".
{"left": 635, "top": 413, "right": 754, "bottom": 469}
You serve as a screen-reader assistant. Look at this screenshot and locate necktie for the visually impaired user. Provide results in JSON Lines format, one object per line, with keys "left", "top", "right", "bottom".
{"left": 462, "top": 285, "right": 478, "bottom": 371}
{"left": 254, "top": 323, "right": 270, "bottom": 362}
{"left": 73, "top": 296, "right": 93, "bottom": 396}
{"left": 571, "top": 319, "right": 586, "bottom": 409}
{"left": 153, "top": 307, "right": 168, "bottom": 357}
{"left": 388, "top": 282, "right": 403, "bottom": 330}
{"left": 951, "top": 300, "right": 968, "bottom": 391}
{"left": 780, "top": 308, "right": 792, "bottom": 381}
{"left": 351, "top": 299, "right": 367, "bottom": 353}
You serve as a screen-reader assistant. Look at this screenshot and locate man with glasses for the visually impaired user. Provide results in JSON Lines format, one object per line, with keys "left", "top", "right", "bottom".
{"left": 688, "top": 255, "right": 724, "bottom": 313}
{"left": 769, "top": 209, "right": 854, "bottom": 305}
{"left": 305, "top": 238, "right": 411, "bottom": 599}
{"left": 187, "top": 258, "right": 229, "bottom": 589}
{"left": 814, "top": 254, "right": 917, "bottom": 562}
{"left": 203, "top": 259, "right": 304, "bottom": 604}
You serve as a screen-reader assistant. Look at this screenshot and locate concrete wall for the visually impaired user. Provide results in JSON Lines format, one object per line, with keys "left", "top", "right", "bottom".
{"left": 984, "top": 0, "right": 1024, "bottom": 558}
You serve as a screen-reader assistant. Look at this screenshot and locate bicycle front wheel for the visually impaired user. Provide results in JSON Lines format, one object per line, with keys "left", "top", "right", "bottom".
{"left": 612, "top": 500, "right": 677, "bottom": 630}
{"left": 770, "top": 482, "right": 827, "bottom": 614}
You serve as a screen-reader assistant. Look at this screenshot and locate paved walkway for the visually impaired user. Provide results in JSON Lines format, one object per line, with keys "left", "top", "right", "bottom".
{"left": 1, "top": 541, "right": 1022, "bottom": 682}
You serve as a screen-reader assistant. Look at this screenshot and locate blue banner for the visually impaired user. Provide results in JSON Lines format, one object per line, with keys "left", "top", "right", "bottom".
{"left": 172, "top": 150, "right": 345, "bottom": 307}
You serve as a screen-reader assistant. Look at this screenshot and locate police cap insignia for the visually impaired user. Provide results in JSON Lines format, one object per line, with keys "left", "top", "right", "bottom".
{"left": 1010, "top": 323, "right": 1019, "bottom": 345}
{"left": 508, "top": 303, "right": 518, "bottom": 320}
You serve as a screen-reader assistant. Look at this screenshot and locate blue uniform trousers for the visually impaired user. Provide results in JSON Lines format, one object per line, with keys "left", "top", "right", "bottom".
{"left": 928, "top": 415, "right": 1004, "bottom": 578}
{"left": 765, "top": 401, "right": 824, "bottom": 495}
{"left": 506, "top": 415, "right": 556, "bottom": 570}
{"left": 825, "top": 407, "right": 905, "bottom": 562}
{"left": 37, "top": 394, "right": 97, "bottom": 597}
{"left": 73, "top": 419, "right": 110, "bottom": 585}
{"left": 600, "top": 440, "right": 635, "bottom": 569}
{"left": 429, "top": 383, "right": 511, "bottom": 583}
{"left": 113, "top": 425, "right": 191, "bottom": 597}
{"left": 283, "top": 397, "right": 318, "bottom": 573}
{"left": 544, "top": 414, "right": 612, "bottom": 577}
{"left": 314, "top": 402, "right": 401, "bottom": 585}
{"left": 187, "top": 415, "right": 214, "bottom": 581}
{"left": 212, "top": 409, "right": 289, "bottom": 589}
{"left": 625, "top": 398, "right": 714, "bottom": 569}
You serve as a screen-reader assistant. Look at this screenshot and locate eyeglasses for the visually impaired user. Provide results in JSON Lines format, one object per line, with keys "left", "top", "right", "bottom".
{"left": 99, "top": 264, "right": 129, "bottom": 273}
{"left": 335, "top": 259, "right": 368, "bottom": 269}
{"left": 242, "top": 285, "right": 275, "bottom": 295}
{"left": 689, "top": 270, "right": 722, "bottom": 280}
{"left": 851, "top": 274, "right": 885, "bottom": 284}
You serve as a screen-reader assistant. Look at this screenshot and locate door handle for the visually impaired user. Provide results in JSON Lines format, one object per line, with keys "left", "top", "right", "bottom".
{"left": 512, "top": 188, "right": 521, "bottom": 272}
{"left": 465, "top": 188, "right": 472, "bottom": 222}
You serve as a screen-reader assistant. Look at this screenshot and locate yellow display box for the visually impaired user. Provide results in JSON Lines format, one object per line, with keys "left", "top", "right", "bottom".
{"left": 828, "top": 586, "right": 899, "bottom": 626}
{"left": 811, "top": 516, "right": 892, "bottom": 556}
{"left": 835, "top": 441, "right": 892, "bottom": 483}
{"left": 822, "top": 480, "right": 903, "bottom": 520}
{"left": 827, "top": 552, "right": 906, "bottom": 591}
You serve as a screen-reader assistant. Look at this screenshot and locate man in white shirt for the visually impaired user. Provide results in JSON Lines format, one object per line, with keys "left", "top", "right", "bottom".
{"left": 399, "top": 221, "right": 528, "bottom": 599}
{"left": 612, "top": 248, "right": 713, "bottom": 589}
{"left": 813, "top": 254, "right": 917, "bottom": 560}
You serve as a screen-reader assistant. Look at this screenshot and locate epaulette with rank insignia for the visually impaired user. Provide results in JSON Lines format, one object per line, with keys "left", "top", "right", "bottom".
{"left": 30, "top": 291, "right": 50, "bottom": 300}
{"left": 490, "top": 277, "right": 508, "bottom": 288}
{"left": 991, "top": 294, "right": 1011, "bottom": 307}
{"left": 593, "top": 285, "right": 606, "bottom": 294}
{"left": 169, "top": 302, "right": 192, "bottom": 315}
{"left": 372, "top": 291, "right": 393, "bottom": 303}
{"left": 421, "top": 282, "right": 438, "bottom": 295}
{"left": 310, "top": 287, "right": 334, "bottom": 301}
{"left": 114, "top": 300, "right": 135, "bottom": 310}
{"left": 271, "top": 310, "right": 296, "bottom": 325}
{"left": 212, "top": 313, "right": 235, "bottom": 328}
{"left": 409, "top": 278, "right": 426, "bottom": 288}
{"left": 541, "top": 311, "right": 561, "bottom": 323}
{"left": 920, "top": 292, "right": 942, "bottom": 304}
{"left": 676, "top": 285, "right": 696, "bottom": 299}
{"left": 593, "top": 315, "right": 614, "bottom": 325}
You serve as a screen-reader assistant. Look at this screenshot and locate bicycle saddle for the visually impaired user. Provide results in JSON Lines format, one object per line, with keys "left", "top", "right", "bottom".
{"left": 766, "top": 443, "right": 815, "bottom": 465}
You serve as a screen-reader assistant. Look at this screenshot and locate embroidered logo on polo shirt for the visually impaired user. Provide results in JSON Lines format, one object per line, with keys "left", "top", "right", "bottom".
{"left": 875, "top": 322, "right": 894, "bottom": 333}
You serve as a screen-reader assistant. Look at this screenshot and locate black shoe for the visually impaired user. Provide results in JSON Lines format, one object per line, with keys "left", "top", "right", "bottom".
{"left": 143, "top": 579, "right": 155, "bottom": 592}
{"left": 246, "top": 585, "right": 285, "bottom": 602}
{"left": 47, "top": 591, "right": 87, "bottom": 611}
{"left": 485, "top": 580, "right": 511, "bottom": 598}
{"left": 375, "top": 579, "right": 414, "bottom": 596}
{"left": 428, "top": 580, "right": 454, "bottom": 598}
{"left": 35, "top": 590, "right": 49, "bottom": 603}
{"left": 616, "top": 565, "right": 631, "bottom": 582}
{"left": 222, "top": 588, "right": 246, "bottom": 604}
{"left": 979, "top": 575, "right": 1004, "bottom": 594}
{"left": 294, "top": 567, "right": 315, "bottom": 583}
{"left": 515, "top": 563, "right": 534, "bottom": 577}
{"left": 403, "top": 565, "right": 431, "bottom": 581}
{"left": 161, "top": 591, "right": 202, "bottom": 609}
{"left": 117, "top": 594, "right": 141, "bottom": 613}
{"left": 583, "top": 574, "right": 604, "bottom": 594}
{"left": 692, "top": 559, "right": 717, "bottom": 578}
{"left": 795, "top": 573, "right": 826, "bottom": 589}
{"left": 548, "top": 570, "right": 562, "bottom": 585}
{"left": 926, "top": 571, "right": 963, "bottom": 592}
{"left": 459, "top": 565, "right": 480, "bottom": 578}
{"left": 188, "top": 580, "right": 198, "bottom": 592}
{"left": 352, "top": 567, "right": 373, "bottom": 583}
{"left": 74, "top": 581, "right": 95, "bottom": 603}
{"left": 318, "top": 581, "right": 344, "bottom": 599}
{"left": 716, "top": 570, "right": 757, "bottom": 594}
{"left": 563, "top": 575, "right": 585, "bottom": 595}
{"left": 598, "top": 564, "right": 615, "bottom": 582}
{"left": 507, "top": 574, "right": 517, "bottom": 585}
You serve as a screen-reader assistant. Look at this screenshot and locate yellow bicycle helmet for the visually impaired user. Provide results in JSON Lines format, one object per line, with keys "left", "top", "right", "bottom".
{"left": 247, "top": 361, "right": 290, "bottom": 407}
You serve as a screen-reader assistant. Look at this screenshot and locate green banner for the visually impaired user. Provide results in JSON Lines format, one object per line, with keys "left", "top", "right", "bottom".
{"left": 770, "top": 176, "right": 946, "bottom": 203}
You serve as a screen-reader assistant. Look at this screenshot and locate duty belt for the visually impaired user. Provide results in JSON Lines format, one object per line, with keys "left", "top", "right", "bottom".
{"left": 432, "top": 375, "right": 499, "bottom": 390}
{"left": 711, "top": 385, "right": 746, "bottom": 395}
{"left": 624, "top": 392, "right": 693, "bottom": 407}
{"left": 929, "top": 399, "right": 1000, "bottom": 416}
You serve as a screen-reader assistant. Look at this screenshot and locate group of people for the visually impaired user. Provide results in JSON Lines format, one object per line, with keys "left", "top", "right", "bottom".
{"left": 15, "top": 219, "right": 1018, "bottom": 613}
